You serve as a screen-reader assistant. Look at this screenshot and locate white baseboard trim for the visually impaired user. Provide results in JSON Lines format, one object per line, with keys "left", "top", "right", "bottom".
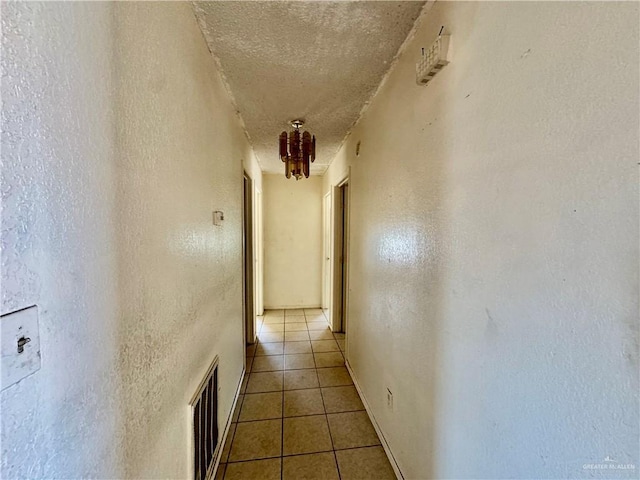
{"left": 346, "top": 361, "right": 404, "bottom": 480}
{"left": 212, "top": 367, "right": 245, "bottom": 479}
{"left": 263, "top": 305, "right": 323, "bottom": 310}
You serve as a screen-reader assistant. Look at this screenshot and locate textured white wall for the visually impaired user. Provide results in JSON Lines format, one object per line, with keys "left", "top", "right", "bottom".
{"left": 1, "top": 3, "right": 122, "bottom": 478}
{"left": 264, "top": 175, "right": 322, "bottom": 308}
{"left": 324, "top": 2, "right": 639, "bottom": 479}
{"left": 1, "top": 2, "right": 258, "bottom": 478}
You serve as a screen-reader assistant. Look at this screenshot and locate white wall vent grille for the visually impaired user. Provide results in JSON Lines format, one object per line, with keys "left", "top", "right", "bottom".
{"left": 416, "top": 34, "right": 451, "bottom": 86}
{"left": 190, "top": 357, "right": 219, "bottom": 480}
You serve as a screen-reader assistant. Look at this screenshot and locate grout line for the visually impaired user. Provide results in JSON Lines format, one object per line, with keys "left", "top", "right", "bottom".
{"left": 315, "top": 361, "right": 340, "bottom": 479}
{"left": 225, "top": 443, "right": 384, "bottom": 465}
{"left": 332, "top": 444, "right": 383, "bottom": 453}
{"left": 280, "top": 344, "right": 285, "bottom": 480}
{"left": 319, "top": 387, "right": 342, "bottom": 479}
{"left": 225, "top": 453, "right": 284, "bottom": 465}
{"left": 333, "top": 448, "right": 342, "bottom": 480}
{"left": 318, "top": 406, "right": 366, "bottom": 416}
{"left": 281, "top": 447, "right": 334, "bottom": 459}
{"left": 226, "top": 448, "right": 337, "bottom": 465}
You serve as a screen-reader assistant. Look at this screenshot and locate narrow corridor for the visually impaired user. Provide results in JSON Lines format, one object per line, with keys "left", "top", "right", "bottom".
{"left": 216, "top": 309, "right": 395, "bottom": 480}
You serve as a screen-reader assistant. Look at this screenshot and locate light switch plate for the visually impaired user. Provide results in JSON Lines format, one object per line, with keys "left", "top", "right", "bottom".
{"left": 1, "top": 305, "right": 41, "bottom": 391}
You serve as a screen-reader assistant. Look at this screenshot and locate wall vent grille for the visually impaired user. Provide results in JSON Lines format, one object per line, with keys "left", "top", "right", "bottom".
{"left": 416, "top": 33, "right": 451, "bottom": 86}
{"left": 191, "top": 357, "right": 219, "bottom": 480}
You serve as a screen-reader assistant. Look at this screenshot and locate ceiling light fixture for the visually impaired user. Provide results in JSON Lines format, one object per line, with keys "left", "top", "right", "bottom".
{"left": 279, "top": 120, "right": 316, "bottom": 180}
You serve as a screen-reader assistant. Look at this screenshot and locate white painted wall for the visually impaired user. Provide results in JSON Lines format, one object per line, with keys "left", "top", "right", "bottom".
{"left": 323, "top": 2, "right": 639, "bottom": 479}
{"left": 264, "top": 174, "right": 322, "bottom": 308}
{"left": 1, "top": 4, "right": 121, "bottom": 477}
{"left": 1, "top": 2, "right": 260, "bottom": 478}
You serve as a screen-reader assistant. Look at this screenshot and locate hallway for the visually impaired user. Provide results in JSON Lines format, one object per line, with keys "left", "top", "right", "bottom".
{"left": 217, "top": 309, "right": 394, "bottom": 480}
{"left": 1, "top": 1, "right": 638, "bottom": 479}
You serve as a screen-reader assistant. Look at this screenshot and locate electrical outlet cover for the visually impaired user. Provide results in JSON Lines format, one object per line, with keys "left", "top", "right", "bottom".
{"left": 1, "top": 306, "right": 41, "bottom": 391}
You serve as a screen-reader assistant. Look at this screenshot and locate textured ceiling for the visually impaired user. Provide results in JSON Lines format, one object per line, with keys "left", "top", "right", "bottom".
{"left": 193, "top": 1, "right": 426, "bottom": 175}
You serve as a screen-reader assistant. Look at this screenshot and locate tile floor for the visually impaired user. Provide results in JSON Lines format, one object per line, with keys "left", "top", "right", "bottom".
{"left": 216, "top": 309, "right": 396, "bottom": 480}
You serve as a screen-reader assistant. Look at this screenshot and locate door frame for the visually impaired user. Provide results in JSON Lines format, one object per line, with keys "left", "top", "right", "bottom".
{"left": 254, "top": 187, "right": 264, "bottom": 316}
{"left": 242, "top": 173, "right": 256, "bottom": 346}
{"left": 330, "top": 171, "right": 350, "bottom": 333}
{"left": 322, "top": 191, "right": 332, "bottom": 311}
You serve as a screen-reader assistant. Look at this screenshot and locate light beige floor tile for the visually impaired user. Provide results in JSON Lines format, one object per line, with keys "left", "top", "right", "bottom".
{"left": 215, "top": 463, "right": 226, "bottom": 480}
{"left": 327, "top": 411, "right": 381, "bottom": 450}
{"left": 263, "top": 316, "right": 285, "bottom": 324}
{"left": 311, "top": 340, "right": 340, "bottom": 352}
{"left": 337, "top": 339, "right": 345, "bottom": 351}
{"left": 284, "top": 388, "right": 325, "bottom": 417}
{"left": 285, "top": 309, "right": 305, "bottom": 316}
{"left": 307, "top": 321, "right": 330, "bottom": 331}
{"left": 282, "top": 452, "right": 339, "bottom": 480}
{"left": 285, "top": 331, "right": 310, "bottom": 342}
{"left": 258, "top": 332, "right": 285, "bottom": 343}
{"left": 246, "top": 371, "right": 284, "bottom": 393}
{"left": 283, "top": 415, "right": 333, "bottom": 455}
{"left": 246, "top": 356, "right": 253, "bottom": 373}
{"left": 229, "top": 419, "right": 282, "bottom": 461}
{"left": 285, "top": 353, "right": 316, "bottom": 370}
{"left": 264, "top": 309, "right": 284, "bottom": 317}
{"left": 284, "top": 369, "right": 320, "bottom": 390}
{"left": 246, "top": 344, "right": 256, "bottom": 357}
{"left": 239, "top": 392, "right": 283, "bottom": 422}
{"left": 261, "top": 323, "right": 284, "bottom": 333}
{"left": 333, "top": 332, "right": 346, "bottom": 340}
{"left": 285, "top": 322, "right": 308, "bottom": 332}
{"left": 335, "top": 446, "right": 395, "bottom": 480}
{"left": 305, "top": 313, "right": 327, "bottom": 323}
{"left": 316, "top": 367, "right": 353, "bottom": 387}
{"left": 285, "top": 315, "right": 307, "bottom": 323}
{"left": 308, "top": 329, "right": 334, "bottom": 340}
{"left": 284, "top": 341, "right": 312, "bottom": 355}
{"left": 304, "top": 308, "right": 325, "bottom": 316}
{"left": 314, "top": 352, "right": 344, "bottom": 368}
{"left": 224, "top": 458, "right": 281, "bottom": 480}
{"left": 252, "top": 355, "right": 284, "bottom": 372}
{"left": 256, "top": 342, "right": 284, "bottom": 356}
{"left": 321, "top": 386, "right": 364, "bottom": 413}
{"left": 220, "top": 423, "right": 236, "bottom": 463}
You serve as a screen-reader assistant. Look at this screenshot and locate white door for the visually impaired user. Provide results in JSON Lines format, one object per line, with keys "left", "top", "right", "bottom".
{"left": 322, "top": 192, "right": 332, "bottom": 312}
{"left": 255, "top": 189, "right": 264, "bottom": 316}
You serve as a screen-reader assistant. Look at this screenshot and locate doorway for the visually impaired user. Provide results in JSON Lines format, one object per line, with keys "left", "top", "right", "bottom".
{"left": 322, "top": 192, "right": 332, "bottom": 314}
{"left": 242, "top": 174, "right": 256, "bottom": 349}
{"left": 331, "top": 180, "right": 349, "bottom": 333}
{"left": 255, "top": 189, "right": 264, "bottom": 317}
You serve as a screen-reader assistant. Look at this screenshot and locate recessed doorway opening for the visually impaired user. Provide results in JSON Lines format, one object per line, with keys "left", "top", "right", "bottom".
{"left": 331, "top": 177, "right": 349, "bottom": 335}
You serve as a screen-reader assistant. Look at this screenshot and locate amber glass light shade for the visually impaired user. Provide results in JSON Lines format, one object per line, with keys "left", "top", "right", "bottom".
{"left": 279, "top": 121, "right": 316, "bottom": 180}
